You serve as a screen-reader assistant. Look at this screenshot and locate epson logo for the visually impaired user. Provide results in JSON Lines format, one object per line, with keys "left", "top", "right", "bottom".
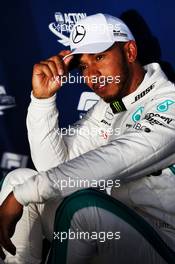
{"left": 132, "top": 83, "right": 155, "bottom": 104}
{"left": 145, "top": 112, "right": 173, "bottom": 125}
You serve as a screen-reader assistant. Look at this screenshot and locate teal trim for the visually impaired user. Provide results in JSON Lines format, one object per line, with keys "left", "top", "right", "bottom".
{"left": 169, "top": 165, "right": 175, "bottom": 175}
{"left": 47, "top": 189, "right": 175, "bottom": 264}
{"left": 0, "top": 175, "right": 5, "bottom": 191}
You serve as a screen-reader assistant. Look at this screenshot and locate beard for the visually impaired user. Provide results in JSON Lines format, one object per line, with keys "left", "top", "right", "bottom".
{"left": 103, "top": 72, "right": 131, "bottom": 103}
{"left": 103, "top": 94, "right": 119, "bottom": 103}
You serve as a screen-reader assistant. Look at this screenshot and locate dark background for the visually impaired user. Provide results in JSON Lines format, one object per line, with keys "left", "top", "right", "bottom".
{"left": 0, "top": 0, "right": 174, "bottom": 180}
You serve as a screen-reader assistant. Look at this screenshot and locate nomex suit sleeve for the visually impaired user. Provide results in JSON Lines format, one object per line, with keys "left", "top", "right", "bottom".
{"left": 26, "top": 93, "right": 102, "bottom": 171}
{"left": 15, "top": 95, "right": 175, "bottom": 205}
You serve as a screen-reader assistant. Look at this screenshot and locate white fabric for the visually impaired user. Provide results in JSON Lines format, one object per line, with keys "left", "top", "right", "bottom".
{"left": 0, "top": 169, "right": 62, "bottom": 264}
{"left": 64, "top": 13, "right": 135, "bottom": 59}
{"left": 14, "top": 63, "right": 175, "bottom": 233}
{"left": 66, "top": 207, "right": 168, "bottom": 264}
{"left": 1, "top": 63, "right": 175, "bottom": 263}
{"left": 0, "top": 170, "right": 171, "bottom": 263}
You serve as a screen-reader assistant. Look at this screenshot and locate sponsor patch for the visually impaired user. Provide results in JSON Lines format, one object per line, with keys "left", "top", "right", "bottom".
{"left": 145, "top": 113, "right": 173, "bottom": 126}
{"left": 131, "top": 83, "right": 155, "bottom": 104}
{"left": 101, "top": 119, "right": 111, "bottom": 126}
{"left": 132, "top": 107, "right": 144, "bottom": 122}
{"left": 157, "top": 99, "right": 175, "bottom": 112}
{"left": 126, "top": 123, "right": 151, "bottom": 133}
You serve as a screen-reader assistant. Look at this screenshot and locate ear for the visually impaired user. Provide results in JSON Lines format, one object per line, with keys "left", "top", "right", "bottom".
{"left": 124, "top": 41, "right": 137, "bottom": 63}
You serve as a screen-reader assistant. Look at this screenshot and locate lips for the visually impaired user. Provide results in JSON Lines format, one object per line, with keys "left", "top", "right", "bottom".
{"left": 93, "top": 81, "right": 109, "bottom": 94}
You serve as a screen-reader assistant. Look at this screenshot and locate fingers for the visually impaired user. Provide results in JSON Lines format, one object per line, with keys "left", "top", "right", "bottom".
{"left": 32, "top": 50, "right": 74, "bottom": 98}
{"left": 34, "top": 50, "right": 73, "bottom": 78}
{"left": 0, "top": 247, "right": 5, "bottom": 260}
{"left": 56, "top": 50, "right": 74, "bottom": 71}
{"left": 59, "top": 50, "right": 72, "bottom": 58}
{"left": 63, "top": 55, "right": 74, "bottom": 68}
{"left": 40, "top": 60, "right": 58, "bottom": 78}
{"left": 46, "top": 56, "right": 65, "bottom": 76}
{"left": 48, "top": 52, "right": 74, "bottom": 75}
{"left": 33, "top": 63, "right": 53, "bottom": 79}
{"left": 33, "top": 57, "right": 64, "bottom": 81}
{"left": 0, "top": 229, "right": 16, "bottom": 256}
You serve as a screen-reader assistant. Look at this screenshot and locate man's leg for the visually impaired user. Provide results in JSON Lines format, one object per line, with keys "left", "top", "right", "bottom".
{"left": 48, "top": 189, "right": 175, "bottom": 264}
{"left": 0, "top": 168, "right": 61, "bottom": 264}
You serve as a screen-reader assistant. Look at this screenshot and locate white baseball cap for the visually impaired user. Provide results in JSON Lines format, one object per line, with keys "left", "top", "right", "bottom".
{"left": 64, "top": 13, "right": 135, "bottom": 59}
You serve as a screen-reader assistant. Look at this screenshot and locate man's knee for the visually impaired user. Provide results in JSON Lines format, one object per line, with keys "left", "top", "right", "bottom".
{"left": 0, "top": 168, "right": 37, "bottom": 205}
{"left": 54, "top": 189, "right": 106, "bottom": 232}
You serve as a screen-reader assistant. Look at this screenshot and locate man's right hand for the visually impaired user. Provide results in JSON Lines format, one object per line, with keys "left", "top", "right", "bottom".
{"left": 0, "top": 192, "right": 23, "bottom": 260}
{"left": 32, "top": 50, "right": 73, "bottom": 99}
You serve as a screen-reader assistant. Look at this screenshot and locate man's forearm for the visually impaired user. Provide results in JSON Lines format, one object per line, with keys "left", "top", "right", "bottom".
{"left": 27, "top": 92, "right": 68, "bottom": 171}
{"left": 13, "top": 124, "right": 175, "bottom": 205}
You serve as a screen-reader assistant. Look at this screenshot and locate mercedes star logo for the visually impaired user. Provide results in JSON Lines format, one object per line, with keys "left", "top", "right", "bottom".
{"left": 72, "top": 25, "right": 86, "bottom": 44}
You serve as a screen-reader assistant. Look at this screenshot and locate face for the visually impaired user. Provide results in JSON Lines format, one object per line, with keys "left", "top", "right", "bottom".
{"left": 78, "top": 42, "right": 136, "bottom": 103}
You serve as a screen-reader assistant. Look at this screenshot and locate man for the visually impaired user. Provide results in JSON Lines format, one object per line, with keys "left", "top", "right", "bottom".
{"left": 0, "top": 13, "right": 175, "bottom": 263}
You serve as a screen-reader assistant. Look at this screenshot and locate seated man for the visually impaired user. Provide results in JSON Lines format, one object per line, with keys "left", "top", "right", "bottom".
{"left": 1, "top": 13, "right": 175, "bottom": 264}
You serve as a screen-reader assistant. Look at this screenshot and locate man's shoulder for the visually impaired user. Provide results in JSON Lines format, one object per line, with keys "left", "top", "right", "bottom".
{"left": 152, "top": 79, "right": 175, "bottom": 101}
{"left": 143, "top": 63, "right": 175, "bottom": 101}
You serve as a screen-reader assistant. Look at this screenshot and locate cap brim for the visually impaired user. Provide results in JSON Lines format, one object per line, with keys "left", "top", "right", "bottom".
{"left": 63, "top": 42, "right": 115, "bottom": 60}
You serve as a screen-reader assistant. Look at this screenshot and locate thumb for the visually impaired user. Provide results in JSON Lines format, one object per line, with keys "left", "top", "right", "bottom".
{"left": 1, "top": 230, "right": 16, "bottom": 256}
{"left": 0, "top": 247, "right": 5, "bottom": 260}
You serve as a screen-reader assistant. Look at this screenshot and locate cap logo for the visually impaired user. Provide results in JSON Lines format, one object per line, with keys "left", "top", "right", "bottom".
{"left": 113, "top": 30, "right": 127, "bottom": 37}
{"left": 72, "top": 25, "right": 86, "bottom": 44}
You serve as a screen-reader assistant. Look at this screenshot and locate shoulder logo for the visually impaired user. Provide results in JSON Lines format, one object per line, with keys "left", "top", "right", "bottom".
{"left": 131, "top": 82, "right": 156, "bottom": 104}
{"left": 48, "top": 12, "right": 87, "bottom": 46}
{"left": 157, "top": 100, "right": 175, "bottom": 112}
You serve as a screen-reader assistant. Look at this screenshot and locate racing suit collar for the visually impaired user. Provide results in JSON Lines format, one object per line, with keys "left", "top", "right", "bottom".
{"left": 110, "top": 99, "right": 126, "bottom": 114}
{"left": 110, "top": 63, "right": 168, "bottom": 114}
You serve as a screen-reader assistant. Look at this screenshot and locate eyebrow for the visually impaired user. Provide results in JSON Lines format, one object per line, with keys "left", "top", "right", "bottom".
{"left": 79, "top": 53, "right": 105, "bottom": 64}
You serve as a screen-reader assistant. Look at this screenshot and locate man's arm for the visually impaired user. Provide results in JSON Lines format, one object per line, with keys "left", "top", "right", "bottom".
{"left": 27, "top": 50, "right": 74, "bottom": 171}
{"left": 14, "top": 96, "right": 175, "bottom": 204}
{"left": 27, "top": 52, "right": 106, "bottom": 172}
{"left": 1, "top": 95, "right": 175, "bottom": 257}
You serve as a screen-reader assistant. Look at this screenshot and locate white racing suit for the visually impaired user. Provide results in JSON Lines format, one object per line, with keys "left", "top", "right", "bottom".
{"left": 1, "top": 63, "right": 175, "bottom": 263}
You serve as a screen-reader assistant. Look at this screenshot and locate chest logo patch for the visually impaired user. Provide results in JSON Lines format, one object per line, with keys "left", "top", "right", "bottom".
{"left": 132, "top": 107, "right": 144, "bottom": 122}
{"left": 157, "top": 100, "right": 175, "bottom": 112}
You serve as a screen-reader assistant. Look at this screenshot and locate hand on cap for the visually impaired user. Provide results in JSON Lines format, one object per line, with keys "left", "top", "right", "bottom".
{"left": 0, "top": 192, "right": 23, "bottom": 260}
{"left": 32, "top": 50, "right": 74, "bottom": 99}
